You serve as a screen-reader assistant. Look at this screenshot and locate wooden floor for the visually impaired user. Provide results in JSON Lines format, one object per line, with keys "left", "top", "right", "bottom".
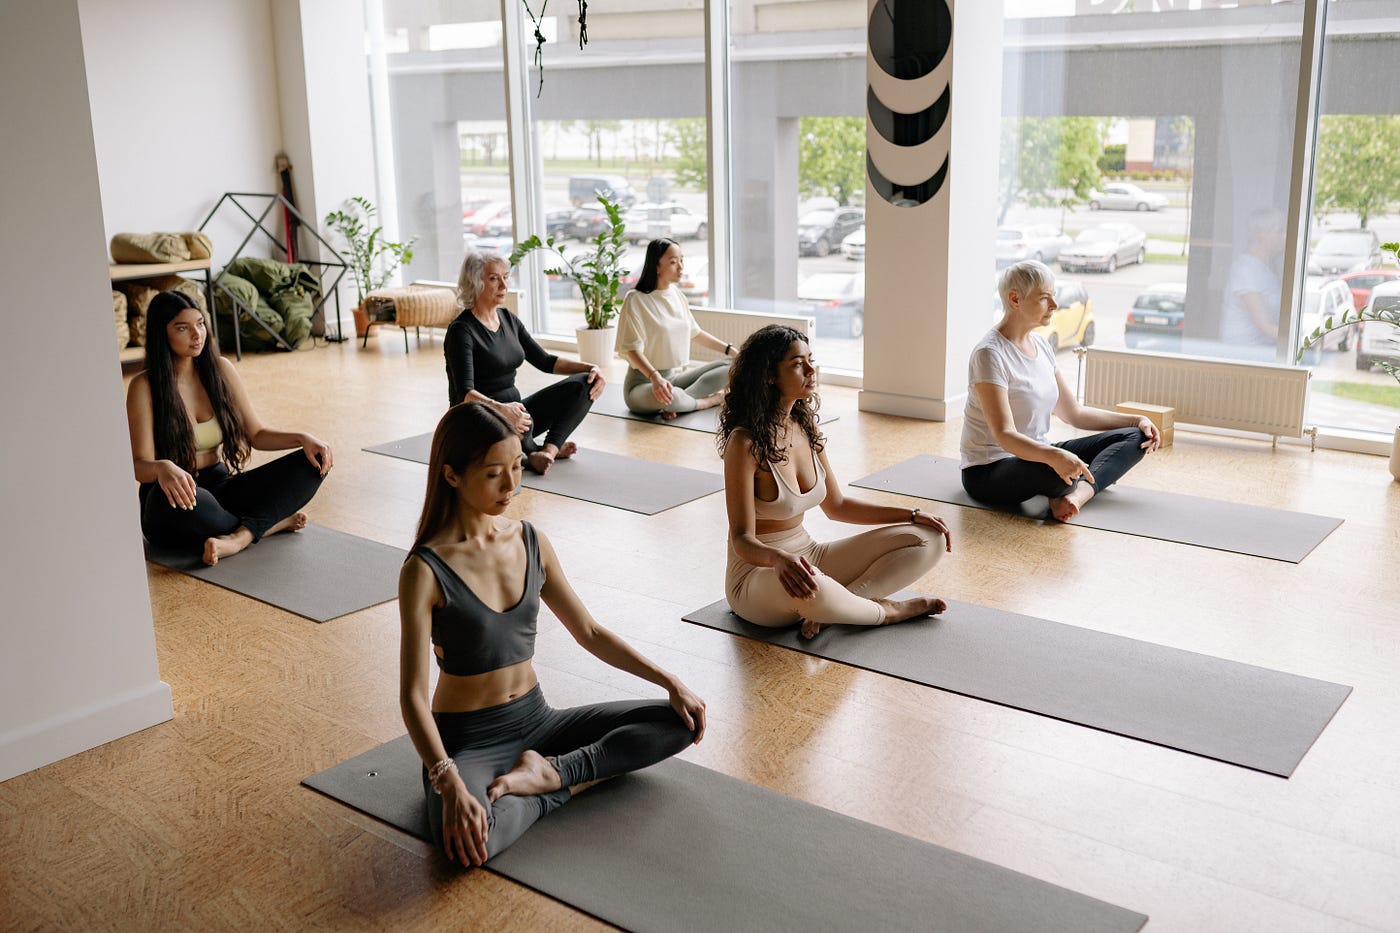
{"left": 4, "top": 329, "right": 1399, "bottom": 931}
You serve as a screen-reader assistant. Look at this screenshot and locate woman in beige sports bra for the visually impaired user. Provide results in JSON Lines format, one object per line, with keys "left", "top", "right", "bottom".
{"left": 126, "top": 290, "right": 331, "bottom": 565}
{"left": 718, "top": 325, "right": 953, "bottom": 639}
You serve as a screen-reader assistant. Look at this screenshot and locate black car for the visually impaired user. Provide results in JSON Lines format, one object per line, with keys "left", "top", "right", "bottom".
{"left": 569, "top": 206, "right": 612, "bottom": 241}
{"left": 798, "top": 207, "right": 864, "bottom": 258}
{"left": 545, "top": 210, "right": 574, "bottom": 239}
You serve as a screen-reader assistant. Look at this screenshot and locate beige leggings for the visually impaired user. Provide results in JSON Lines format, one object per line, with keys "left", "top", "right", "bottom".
{"left": 726, "top": 523, "right": 944, "bottom": 628}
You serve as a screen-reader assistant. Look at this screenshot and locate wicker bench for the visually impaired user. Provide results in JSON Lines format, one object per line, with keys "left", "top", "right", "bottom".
{"left": 360, "top": 283, "right": 458, "bottom": 352}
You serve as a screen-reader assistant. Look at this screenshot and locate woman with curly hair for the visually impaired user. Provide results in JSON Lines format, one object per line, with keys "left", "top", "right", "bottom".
{"left": 444, "top": 250, "right": 603, "bottom": 474}
{"left": 125, "top": 290, "right": 331, "bottom": 565}
{"left": 718, "top": 325, "right": 952, "bottom": 639}
{"left": 615, "top": 238, "right": 734, "bottom": 418}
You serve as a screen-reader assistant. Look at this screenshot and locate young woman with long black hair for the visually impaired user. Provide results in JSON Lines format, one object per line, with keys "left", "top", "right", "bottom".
{"left": 125, "top": 290, "right": 331, "bottom": 565}
{"left": 399, "top": 402, "right": 705, "bottom": 866}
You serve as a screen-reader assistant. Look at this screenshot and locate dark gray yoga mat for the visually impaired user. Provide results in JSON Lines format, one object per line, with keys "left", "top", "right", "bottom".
{"left": 684, "top": 598, "right": 1349, "bottom": 777}
{"left": 304, "top": 735, "right": 1147, "bottom": 933}
{"left": 852, "top": 454, "right": 1342, "bottom": 563}
{"left": 591, "top": 382, "right": 838, "bottom": 434}
{"left": 364, "top": 434, "right": 724, "bottom": 515}
{"left": 143, "top": 522, "right": 404, "bottom": 623}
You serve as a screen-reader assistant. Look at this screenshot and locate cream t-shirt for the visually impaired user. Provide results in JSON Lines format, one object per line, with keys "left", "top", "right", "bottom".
{"left": 614, "top": 286, "right": 701, "bottom": 372}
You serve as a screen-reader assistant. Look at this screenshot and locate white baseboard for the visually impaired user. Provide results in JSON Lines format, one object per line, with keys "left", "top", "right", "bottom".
{"left": 858, "top": 389, "right": 966, "bottom": 422}
{"left": 0, "top": 680, "right": 173, "bottom": 783}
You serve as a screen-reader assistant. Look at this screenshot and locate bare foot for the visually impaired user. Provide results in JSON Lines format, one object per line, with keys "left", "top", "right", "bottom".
{"left": 555, "top": 441, "right": 578, "bottom": 460}
{"left": 799, "top": 617, "right": 824, "bottom": 639}
{"left": 266, "top": 511, "right": 308, "bottom": 536}
{"left": 202, "top": 527, "right": 255, "bottom": 566}
{"left": 695, "top": 390, "right": 726, "bottom": 411}
{"left": 875, "top": 595, "right": 948, "bottom": 625}
{"left": 526, "top": 450, "right": 555, "bottom": 474}
{"left": 660, "top": 411, "right": 679, "bottom": 420}
{"left": 1049, "top": 483, "right": 1094, "bottom": 522}
{"left": 487, "top": 750, "right": 562, "bottom": 802}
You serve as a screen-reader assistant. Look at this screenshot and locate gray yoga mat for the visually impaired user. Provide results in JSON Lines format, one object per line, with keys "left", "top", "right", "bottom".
{"left": 684, "top": 598, "right": 1350, "bottom": 777}
{"left": 591, "top": 382, "right": 838, "bottom": 434}
{"left": 304, "top": 735, "right": 1147, "bottom": 933}
{"left": 364, "top": 434, "right": 724, "bottom": 515}
{"left": 852, "top": 454, "right": 1343, "bottom": 563}
{"left": 143, "top": 522, "right": 404, "bottom": 623}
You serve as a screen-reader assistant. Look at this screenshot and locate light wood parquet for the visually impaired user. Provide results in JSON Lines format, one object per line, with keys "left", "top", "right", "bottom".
{"left": 2, "top": 331, "right": 1398, "bottom": 931}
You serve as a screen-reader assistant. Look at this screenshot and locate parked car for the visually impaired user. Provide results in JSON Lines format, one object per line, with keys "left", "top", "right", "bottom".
{"left": 462, "top": 233, "right": 514, "bottom": 257}
{"left": 992, "top": 278, "right": 1095, "bottom": 352}
{"left": 1339, "top": 268, "right": 1400, "bottom": 311}
{"left": 465, "top": 201, "right": 511, "bottom": 237}
{"left": 842, "top": 226, "right": 865, "bottom": 261}
{"left": 799, "top": 271, "right": 865, "bottom": 338}
{"left": 1356, "top": 279, "right": 1400, "bottom": 372}
{"left": 679, "top": 259, "right": 709, "bottom": 302}
{"left": 480, "top": 207, "right": 513, "bottom": 238}
{"left": 1058, "top": 223, "right": 1147, "bottom": 273}
{"left": 1307, "top": 229, "right": 1382, "bottom": 276}
{"left": 1124, "top": 283, "right": 1187, "bottom": 350}
{"left": 798, "top": 207, "right": 864, "bottom": 258}
{"left": 995, "top": 224, "right": 1072, "bottom": 267}
{"left": 545, "top": 209, "right": 574, "bottom": 239}
{"left": 1301, "top": 275, "right": 1358, "bottom": 353}
{"left": 624, "top": 202, "right": 708, "bottom": 243}
{"left": 569, "top": 174, "right": 637, "bottom": 209}
{"left": 461, "top": 197, "right": 494, "bottom": 224}
{"left": 1088, "top": 183, "right": 1168, "bottom": 212}
{"left": 569, "top": 205, "right": 612, "bottom": 241}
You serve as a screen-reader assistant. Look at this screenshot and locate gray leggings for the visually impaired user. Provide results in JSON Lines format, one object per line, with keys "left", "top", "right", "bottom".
{"left": 425, "top": 684, "right": 693, "bottom": 863}
{"left": 623, "top": 360, "right": 731, "bottom": 414}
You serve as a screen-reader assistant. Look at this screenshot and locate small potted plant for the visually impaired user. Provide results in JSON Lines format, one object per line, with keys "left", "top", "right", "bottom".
{"left": 324, "top": 196, "right": 416, "bottom": 338}
{"left": 1298, "top": 241, "right": 1400, "bottom": 480}
{"left": 509, "top": 195, "right": 629, "bottom": 367}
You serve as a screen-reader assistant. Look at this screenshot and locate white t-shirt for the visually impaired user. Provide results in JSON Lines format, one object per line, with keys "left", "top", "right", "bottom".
{"left": 614, "top": 285, "right": 700, "bottom": 372}
{"left": 1220, "top": 252, "right": 1281, "bottom": 346}
{"left": 960, "top": 329, "right": 1061, "bottom": 468}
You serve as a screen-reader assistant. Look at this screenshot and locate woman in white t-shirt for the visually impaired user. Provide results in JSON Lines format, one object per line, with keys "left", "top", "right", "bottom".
{"left": 960, "top": 260, "right": 1161, "bottom": 522}
{"left": 615, "top": 239, "right": 735, "bottom": 417}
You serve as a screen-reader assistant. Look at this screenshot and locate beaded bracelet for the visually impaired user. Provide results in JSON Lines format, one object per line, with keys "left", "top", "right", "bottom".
{"left": 428, "top": 758, "right": 458, "bottom": 792}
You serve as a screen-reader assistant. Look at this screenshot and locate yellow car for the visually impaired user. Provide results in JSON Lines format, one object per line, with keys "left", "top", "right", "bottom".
{"left": 991, "top": 278, "right": 1096, "bottom": 353}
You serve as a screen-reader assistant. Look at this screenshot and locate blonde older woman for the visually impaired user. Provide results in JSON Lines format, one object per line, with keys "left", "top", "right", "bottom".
{"left": 444, "top": 250, "right": 604, "bottom": 474}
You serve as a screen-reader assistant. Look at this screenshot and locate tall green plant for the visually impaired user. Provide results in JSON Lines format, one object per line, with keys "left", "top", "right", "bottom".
{"left": 509, "top": 195, "right": 629, "bottom": 330}
{"left": 1298, "top": 241, "right": 1400, "bottom": 381}
{"left": 324, "top": 197, "right": 416, "bottom": 305}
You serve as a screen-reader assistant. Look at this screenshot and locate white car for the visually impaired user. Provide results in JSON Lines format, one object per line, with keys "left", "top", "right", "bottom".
{"left": 1088, "top": 183, "right": 1169, "bottom": 212}
{"left": 625, "top": 202, "right": 708, "bottom": 243}
{"left": 1301, "top": 276, "right": 1356, "bottom": 355}
{"left": 1057, "top": 223, "right": 1147, "bottom": 273}
{"left": 1356, "top": 279, "right": 1400, "bottom": 372}
{"left": 841, "top": 226, "right": 865, "bottom": 261}
{"left": 996, "top": 224, "right": 1072, "bottom": 267}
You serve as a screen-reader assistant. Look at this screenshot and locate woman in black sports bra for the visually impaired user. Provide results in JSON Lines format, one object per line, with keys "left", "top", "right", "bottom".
{"left": 399, "top": 402, "right": 706, "bottom": 867}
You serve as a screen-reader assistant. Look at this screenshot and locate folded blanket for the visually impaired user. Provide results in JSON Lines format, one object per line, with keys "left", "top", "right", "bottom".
{"left": 113, "top": 291, "right": 129, "bottom": 350}
{"left": 110, "top": 231, "right": 214, "bottom": 264}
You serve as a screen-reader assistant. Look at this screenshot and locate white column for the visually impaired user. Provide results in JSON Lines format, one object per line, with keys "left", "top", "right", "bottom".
{"left": 860, "top": 0, "right": 1003, "bottom": 421}
{"left": 0, "top": 0, "right": 171, "bottom": 782}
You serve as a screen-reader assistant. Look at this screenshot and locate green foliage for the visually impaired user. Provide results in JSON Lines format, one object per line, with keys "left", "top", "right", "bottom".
{"left": 799, "top": 117, "right": 866, "bottom": 206}
{"left": 1314, "top": 115, "right": 1400, "bottom": 228}
{"left": 999, "top": 117, "right": 1106, "bottom": 222}
{"left": 323, "top": 197, "right": 416, "bottom": 305}
{"left": 665, "top": 118, "right": 708, "bottom": 190}
{"left": 509, "top": 195, "right": 629, "bottom": 329}
{"left": 1098, "top": 143, "right": 1126, "bottom": 174}
{"left": 1298, "top": 242, "right": 1400, "bottom": 382}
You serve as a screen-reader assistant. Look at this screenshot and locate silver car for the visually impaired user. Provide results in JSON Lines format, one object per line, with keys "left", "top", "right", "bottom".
{"left": 1058, "top": 224, "right": 1148, "bottom": 273}
{"left": 1088, "top": 183, "right": 1169, "bottom": 212}
{"left": 996, "top": 224, "right": 1072, "bottom": 267}
{"left": 1306, "top": 230, "right": 1382, "bottom": 276}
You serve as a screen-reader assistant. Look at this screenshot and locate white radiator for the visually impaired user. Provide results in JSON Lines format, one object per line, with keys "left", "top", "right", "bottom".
{"left": 1081, "top": 348, "right": 1311, "bottom": 439}
{"left": 690, "top": 307, "right": 815, "bottom": 361}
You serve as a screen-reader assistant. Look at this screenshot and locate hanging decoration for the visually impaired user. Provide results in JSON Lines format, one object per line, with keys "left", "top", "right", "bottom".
{"left": 521, "top": 0, "right": 589, "bottom": 97}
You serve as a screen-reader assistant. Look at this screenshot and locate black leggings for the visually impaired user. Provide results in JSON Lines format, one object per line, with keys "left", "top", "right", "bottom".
{"left": 139, "top": 452, "right": 324, "bottom": 550}
{"left": 961, "top": 427, "right": 1148, "bottom": 506}
{"left": 489, "top": 373, "right": 593, "bottom": 455}
{"left": 425, "top": 684, "right": 693, "bottom": 862}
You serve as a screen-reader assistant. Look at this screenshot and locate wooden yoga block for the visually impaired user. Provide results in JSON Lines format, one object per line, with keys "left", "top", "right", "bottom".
{"left": 1116, "top": 401, "right": 1174, "bottom": 448}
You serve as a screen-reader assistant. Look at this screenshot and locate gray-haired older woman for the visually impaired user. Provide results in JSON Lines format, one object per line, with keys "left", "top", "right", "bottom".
{"left": 960, "top": 259, "right": 1160, "bottom": 521}
{"left": 444, "top": 251, "right": 604, "bottom": 474}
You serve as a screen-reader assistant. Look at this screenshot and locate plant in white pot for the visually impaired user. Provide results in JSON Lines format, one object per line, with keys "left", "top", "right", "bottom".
{"left": 324, "top": 196, "right": 416, "bottom": 338}
{"left": 509, "top": 195, "right": 628, "bottom": 368}
{"left": 1298, "top": 240, "right": 1400, "bottom": 480}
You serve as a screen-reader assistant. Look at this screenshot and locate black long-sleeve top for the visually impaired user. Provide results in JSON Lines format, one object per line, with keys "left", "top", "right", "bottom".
{"left": 444, "top": 307, "right": 559, "bottom": 407}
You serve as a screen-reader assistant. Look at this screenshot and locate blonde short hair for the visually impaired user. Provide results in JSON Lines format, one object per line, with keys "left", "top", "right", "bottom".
{"left": 997, "top": 259, "right": 1055, "bottom": 312}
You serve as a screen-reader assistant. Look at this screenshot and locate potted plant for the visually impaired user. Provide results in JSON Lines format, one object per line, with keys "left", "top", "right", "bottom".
{"left": 1298, "top": 241, "right": 1400, "bottom": 480}
{"left": 324, "top": 196, "right": 416, "bottom": 338}
{"left": 509, "top": 195, "right": 628, "bottom": 367}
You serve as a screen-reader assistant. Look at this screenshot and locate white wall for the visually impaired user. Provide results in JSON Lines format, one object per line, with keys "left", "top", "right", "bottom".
{"left": 79, "top": 0, "right": 285, "bottom": 269}
{"left": 0, "top": 0, "right": 171, "bottom": 783}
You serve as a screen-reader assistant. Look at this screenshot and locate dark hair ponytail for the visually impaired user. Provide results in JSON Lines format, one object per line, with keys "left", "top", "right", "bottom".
{"left": 635, "top": 238, "right": 680, "bottom": 294}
